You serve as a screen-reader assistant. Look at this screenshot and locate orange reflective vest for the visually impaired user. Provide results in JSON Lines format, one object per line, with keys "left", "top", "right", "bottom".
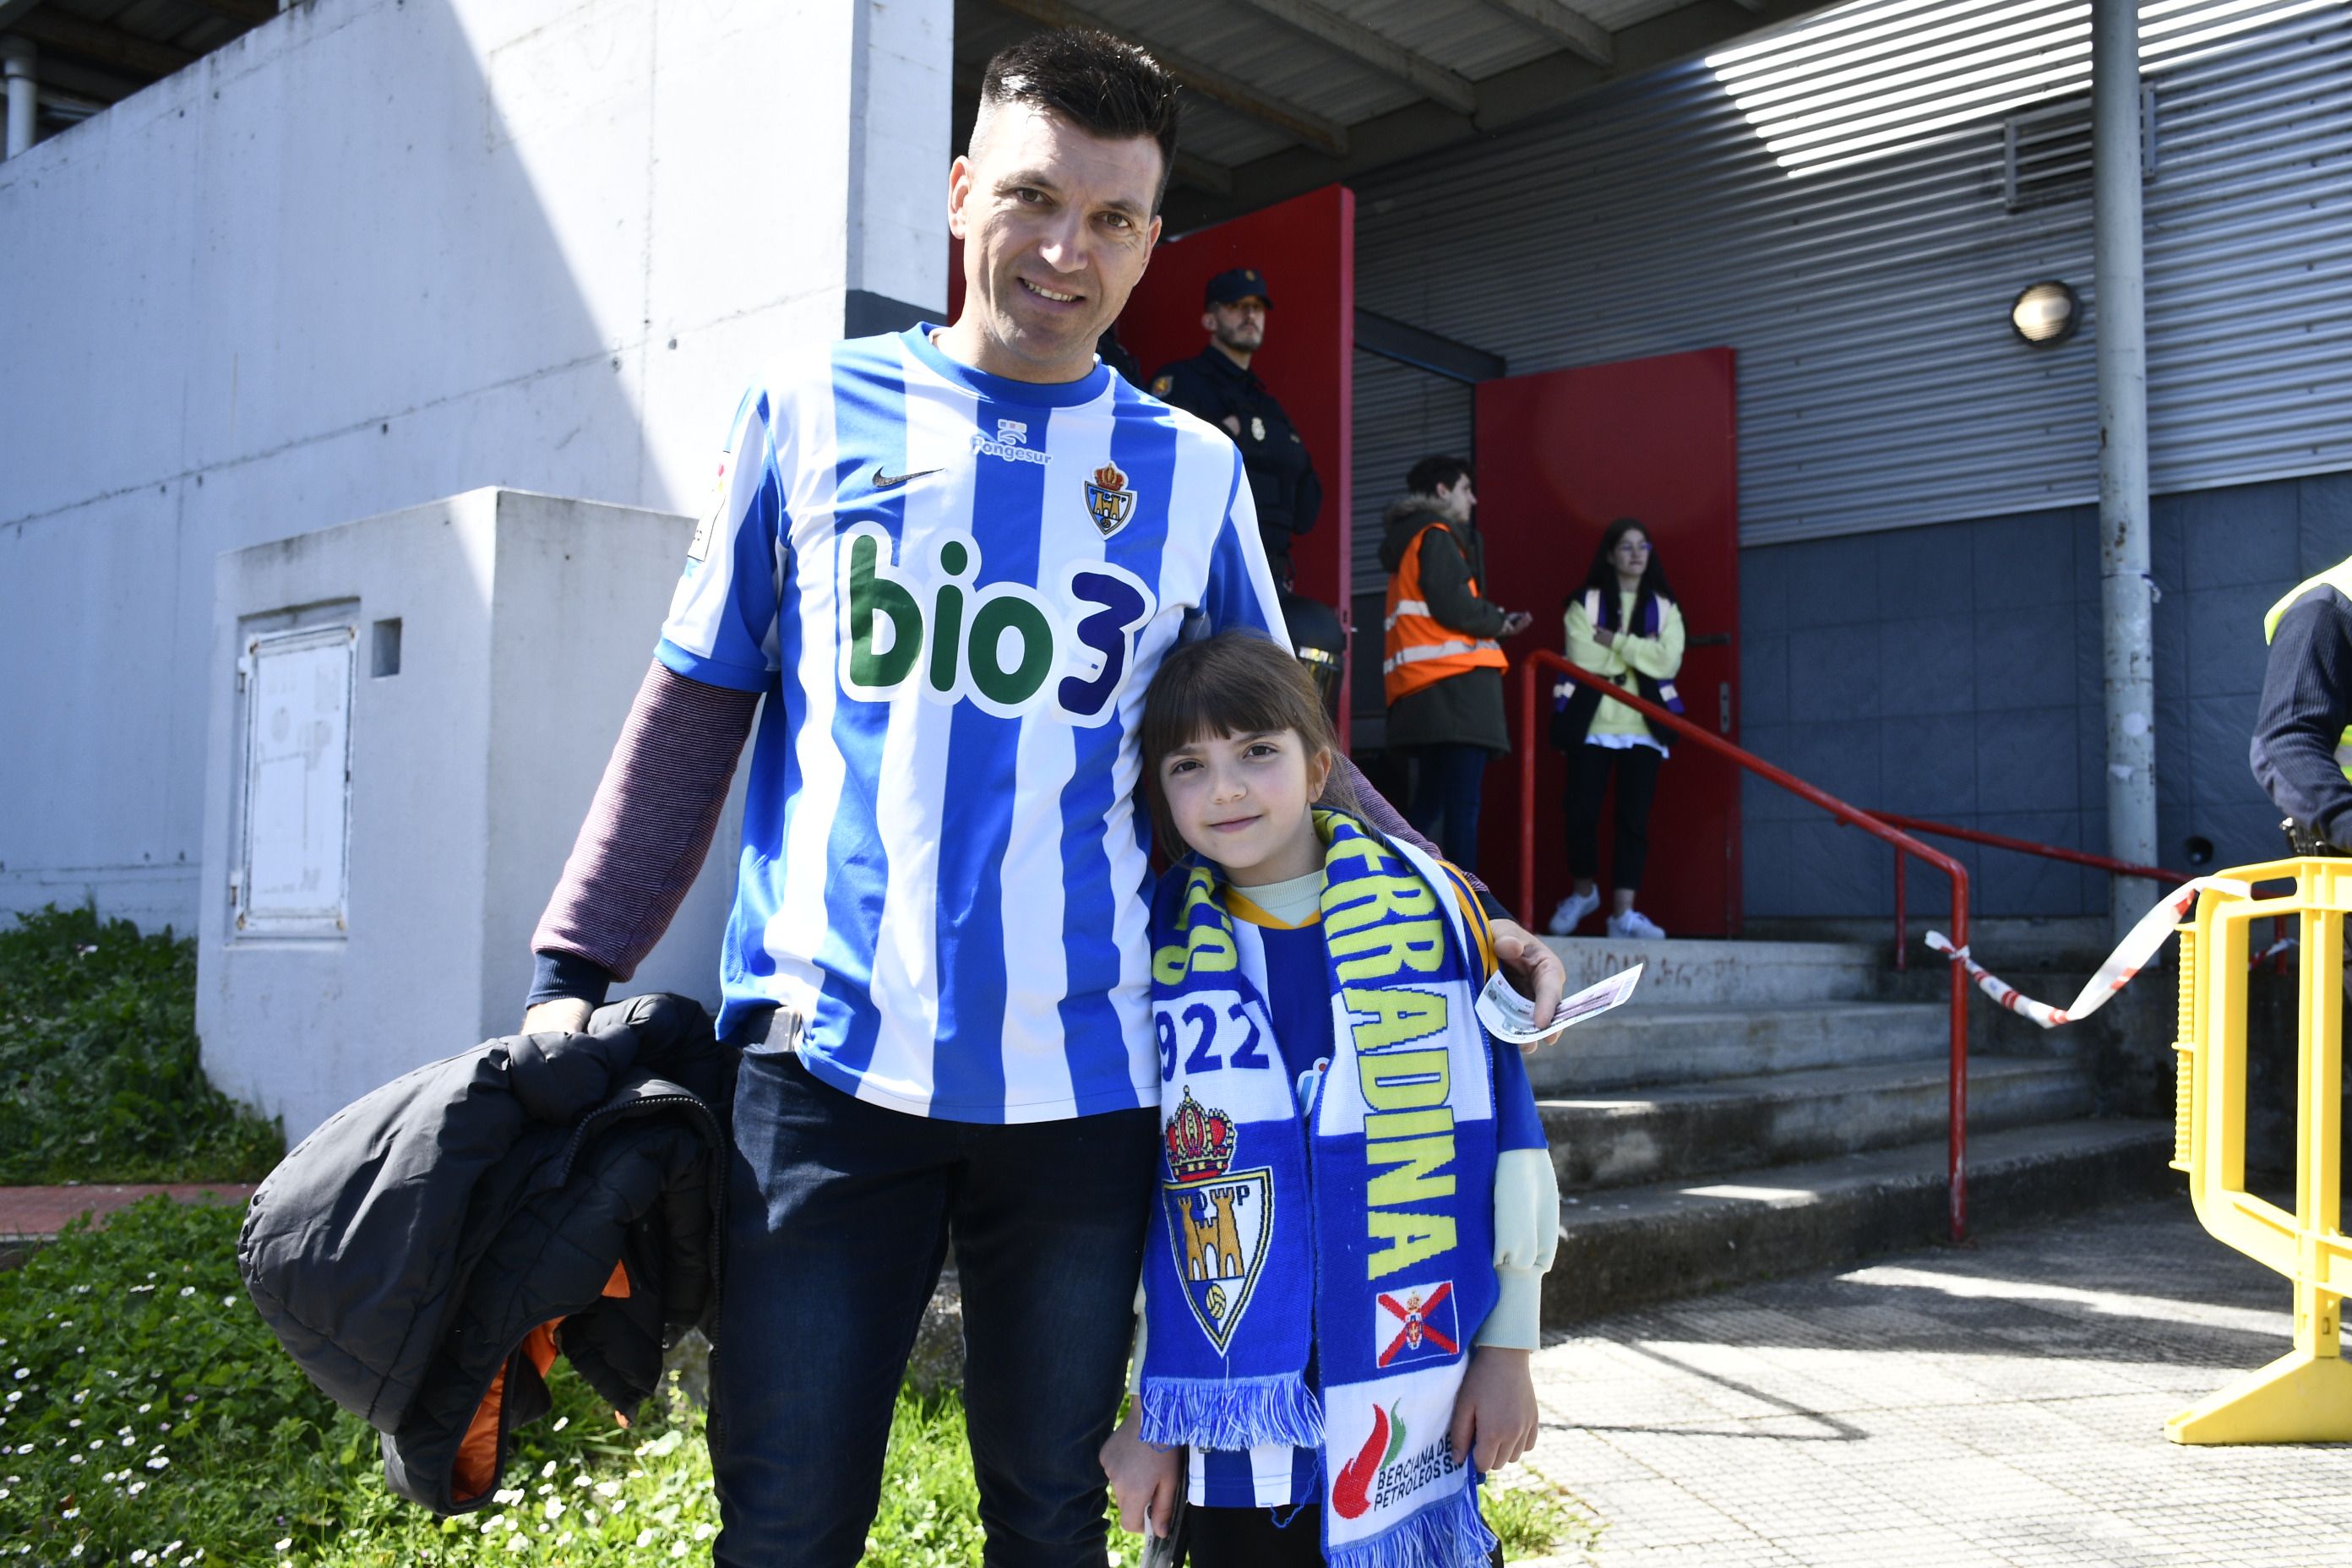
{"left": 1383, "top": 522, "right": 1508, "bottom": 705}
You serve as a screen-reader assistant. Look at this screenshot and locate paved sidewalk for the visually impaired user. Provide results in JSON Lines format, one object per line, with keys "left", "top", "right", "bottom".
{"left": 0, "top": 1183, "right": 253, "bottom": 1244}
{"left": 1514, "top": 1195, "right": 2352, "bottom": 1566}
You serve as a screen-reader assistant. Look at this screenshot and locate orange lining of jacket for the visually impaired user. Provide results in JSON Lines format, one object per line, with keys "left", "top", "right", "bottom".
{"left": 451, "top": 1259, "right": 631, "bottom": 1502}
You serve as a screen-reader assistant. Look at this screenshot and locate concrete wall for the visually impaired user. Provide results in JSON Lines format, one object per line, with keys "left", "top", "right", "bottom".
{"left": 199, "top": 490, "right": 743, "bottom": 1143}
{"left": 1741, "top": 471, "right": 2352, "bottom": 918}
{"left": 0, "top": 0, "right": 950, "bottom": 931}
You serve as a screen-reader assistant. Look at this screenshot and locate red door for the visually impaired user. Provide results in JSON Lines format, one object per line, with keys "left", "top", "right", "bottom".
{"left": 1472, "top": 350, "right": 1740, "bottom": 936}
{"left": 1115, "top": 186, "right": 1356, "bottom": 739}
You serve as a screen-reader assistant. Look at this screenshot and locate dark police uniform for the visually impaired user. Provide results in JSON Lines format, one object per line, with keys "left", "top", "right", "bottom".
{"left": 1148, "top": 268, "right": 1323, "bottom": 585}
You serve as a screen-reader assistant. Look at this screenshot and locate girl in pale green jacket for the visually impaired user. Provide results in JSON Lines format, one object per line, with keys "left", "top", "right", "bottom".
{"left": 1549, "top": 519, "right": 1685, "bottom": 940}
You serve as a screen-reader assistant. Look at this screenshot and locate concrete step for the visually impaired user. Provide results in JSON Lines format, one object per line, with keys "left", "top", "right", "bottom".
{"left": 1541, "top": 1119, "right": 2177, "bottom": 1326}
{"left": 1538, "top": 1055, "right": 2093, "bottom": 1193}
{"left": 1542, "top": 934, "right": 1882, "bottom": 1008}
{"left": 1526, "top": 999, "right": 1949, "bottom": 1095}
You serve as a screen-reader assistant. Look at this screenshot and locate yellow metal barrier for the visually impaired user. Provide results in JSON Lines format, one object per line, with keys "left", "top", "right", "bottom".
{"left": 2169, "top": 857, "right": 2352, "bottom": 1445}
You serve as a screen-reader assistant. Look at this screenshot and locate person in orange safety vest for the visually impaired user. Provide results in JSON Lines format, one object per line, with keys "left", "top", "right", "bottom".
{"left": 1379, "top": 455, "right": 1533, "bottom": 872}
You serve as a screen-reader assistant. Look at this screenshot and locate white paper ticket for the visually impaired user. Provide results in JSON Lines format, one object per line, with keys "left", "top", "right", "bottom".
{"left": 1478, "top": 962, "right": 1644, "bottom": 1045}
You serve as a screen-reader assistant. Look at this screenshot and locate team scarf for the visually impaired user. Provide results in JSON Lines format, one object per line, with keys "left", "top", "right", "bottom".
{"left": 1140, "top": 810, "right": 1501, "bottom": 1568}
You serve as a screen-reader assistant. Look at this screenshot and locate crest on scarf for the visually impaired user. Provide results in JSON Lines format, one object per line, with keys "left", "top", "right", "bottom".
{"left": 1373, "top": 1279, "right": 1460, "bottom": 1370}
{"left": 1086, "top": 461, "right": 1136, "bottom": 538}
{"left": 1160, "top": 1088, "right": 1273, "bottom": 1354}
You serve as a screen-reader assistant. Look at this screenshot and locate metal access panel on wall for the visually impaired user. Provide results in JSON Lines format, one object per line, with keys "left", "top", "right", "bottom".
{"left": 234, "top": 623, "right": 356, "bottom": 937}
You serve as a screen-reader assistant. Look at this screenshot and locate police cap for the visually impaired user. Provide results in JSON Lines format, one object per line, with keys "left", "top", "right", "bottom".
{"left": 1204, "top": 267, "right": 1271, "bottom": 308}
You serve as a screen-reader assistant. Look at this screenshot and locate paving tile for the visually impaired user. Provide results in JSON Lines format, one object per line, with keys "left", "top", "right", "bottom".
{"left": 0, "top": 1183, "right": 253, "bottom": 1241}
{"left": 1526, "top": 1197, "right": 2352, "bottom": 1565}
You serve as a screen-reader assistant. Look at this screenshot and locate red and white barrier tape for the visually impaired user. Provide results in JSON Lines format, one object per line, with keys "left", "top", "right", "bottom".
{"left": 1924, "top": 875, "right": 2253, "bottom": 1029}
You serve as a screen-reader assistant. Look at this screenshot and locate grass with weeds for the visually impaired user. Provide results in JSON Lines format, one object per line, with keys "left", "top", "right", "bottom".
{"left": 0, "top": 1196, "right": 1028, "bottom": 1565}
{"left": 1484, "top": 1466, "right": 1604, "bottom": 1561}
{"left": 0, "top": 906, "right": 281, "bottom": 1185}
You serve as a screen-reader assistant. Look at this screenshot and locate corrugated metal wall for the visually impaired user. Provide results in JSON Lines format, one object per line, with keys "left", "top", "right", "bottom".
{"left": 1348, "top": 0, "right": 2352, "bottom": 576}
{"left": 1348, "top": 351, "right": 1473, "bottom": 746}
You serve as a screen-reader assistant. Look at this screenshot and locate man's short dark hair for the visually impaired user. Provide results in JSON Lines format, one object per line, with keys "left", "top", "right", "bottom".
{"left": 977, "top": 30, "right": 1182, "bottom": 211}
{"left": 1407, "top": 455, "right": 1473, "bottom": 498}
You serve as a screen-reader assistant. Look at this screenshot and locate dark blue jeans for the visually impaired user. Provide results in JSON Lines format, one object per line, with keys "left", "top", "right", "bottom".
{"left": 711, "top": 1048, "right": 1158, "bottom": 1568}
{"left": 1408, "top": 743, "right": 1492, "bottom": 874}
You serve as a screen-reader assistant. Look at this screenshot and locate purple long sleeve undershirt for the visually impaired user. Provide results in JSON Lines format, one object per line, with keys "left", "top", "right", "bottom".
{"left": 528, "top": 661, "right": 1498, "bottom": 1009}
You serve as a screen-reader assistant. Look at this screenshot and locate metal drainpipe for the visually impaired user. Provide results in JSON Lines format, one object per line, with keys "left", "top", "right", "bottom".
{"left": 2095, "top": 0, "right": 2158, "bottom": 940}
{"left": 2, "top": 41, "right": 34, "bottom": 161}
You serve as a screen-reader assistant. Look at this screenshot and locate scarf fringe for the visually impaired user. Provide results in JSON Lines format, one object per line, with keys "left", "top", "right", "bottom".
{"left": 1139, "top": 1373, "right": 1324, "bottom": 1451}
{"left": 1324, "top": 1484, "right": 1497, "bottom": 1568}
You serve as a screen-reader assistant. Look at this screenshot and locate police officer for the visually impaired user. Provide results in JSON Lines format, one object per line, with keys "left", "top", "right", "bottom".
{"left": 2252, "top": 554, "right": 2352, "bottom": 853}
{"left": 1150, "top": 267, "right": 1323, "bottom": 585}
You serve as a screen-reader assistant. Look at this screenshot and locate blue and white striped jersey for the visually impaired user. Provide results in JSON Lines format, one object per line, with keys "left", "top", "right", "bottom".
{"left": 659, "top": 326, "right": 1288, "bottom": 1124}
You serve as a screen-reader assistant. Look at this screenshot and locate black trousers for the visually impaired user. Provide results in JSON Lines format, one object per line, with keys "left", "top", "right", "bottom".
{"left": 712, "top": 1052, "right": 1157, "bottom": 1567}
{"left": 1407, "top": 743, "right": 1492, "bottom": 874}
{"left": 1179, "top": 1503, "right": 1508, "bottom": 1565}
{"left": 1565, "top": 743, "right": 1663, "bottom": 893}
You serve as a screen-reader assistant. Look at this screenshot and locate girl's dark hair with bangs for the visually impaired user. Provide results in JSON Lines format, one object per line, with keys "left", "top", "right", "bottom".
{"left": 1139, "top": 629, "right": 1359, "bottom": 852}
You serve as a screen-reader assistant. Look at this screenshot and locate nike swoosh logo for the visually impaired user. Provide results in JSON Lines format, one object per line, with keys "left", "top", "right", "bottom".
{"left": 872, "top": 465, "right": 943, "bottom": 489}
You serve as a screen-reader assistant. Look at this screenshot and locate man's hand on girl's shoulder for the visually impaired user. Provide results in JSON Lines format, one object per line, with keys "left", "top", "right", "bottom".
{"left": 1487, "top": 920, "right": 1566, "bottom": 1054}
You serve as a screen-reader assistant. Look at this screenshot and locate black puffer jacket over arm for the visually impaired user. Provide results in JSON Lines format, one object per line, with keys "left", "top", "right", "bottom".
{"left": 237, "top": 993, "right": 735, "bottom": 1514}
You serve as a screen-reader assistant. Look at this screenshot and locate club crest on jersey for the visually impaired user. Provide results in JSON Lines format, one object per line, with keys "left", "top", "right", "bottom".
{"left": 1373, "top": 1278, "right": 1459, "bottom": 1370}
{"left": 836, "top": 524, "right": 1156, "bottom": 725}
{"left": 1085, "top": 462, "right": 1136, "bottom": 538}
{"left": 1160, "top": 1089, "right": 1273, "bottom": 1355}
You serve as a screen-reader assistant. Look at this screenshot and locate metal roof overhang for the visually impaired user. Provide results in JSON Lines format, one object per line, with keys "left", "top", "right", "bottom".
{"left": 953, "top": 0, "right": 1851, "bottom": 231}
{"left": 0, "top": 0, "right": 272, "bottom": 140}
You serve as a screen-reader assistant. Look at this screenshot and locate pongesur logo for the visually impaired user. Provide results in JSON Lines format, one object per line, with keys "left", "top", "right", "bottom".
{"left": 836, "top": 524, "right": 1156, "bottom": 723}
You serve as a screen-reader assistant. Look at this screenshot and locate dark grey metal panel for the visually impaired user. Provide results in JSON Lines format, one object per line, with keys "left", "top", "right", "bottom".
{"left": 1349, "top": 348, "right": 1473, "bottom": 602}
{"left": 1350, "top": 2, "right": 2352, "bottom": 545}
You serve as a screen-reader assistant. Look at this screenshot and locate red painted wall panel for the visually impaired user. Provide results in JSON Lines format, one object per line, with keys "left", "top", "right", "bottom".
{"left": 1473, "top": 350, "right": 1741, "bottom": 935}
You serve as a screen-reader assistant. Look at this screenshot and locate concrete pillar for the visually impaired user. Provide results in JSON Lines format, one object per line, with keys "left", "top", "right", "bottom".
{"left": 3, "top": 41, "right": 35, "bottom": 161}
{"left": 2095, "top": 0, "right": 2158, "bottom": 939}
{"left": 842, "top": 0, "right": 952, "bottom": 335}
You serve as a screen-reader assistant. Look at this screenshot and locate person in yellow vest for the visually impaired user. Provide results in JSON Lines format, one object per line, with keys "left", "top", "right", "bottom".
{"left": 1379, "top": 455, "right": 1533, "bottom": 872}
{"left": 2252, "top": 558, "right": 2352, "bottom": 853}
{"left": 1547, "top": 519, "right": 1685, "bottom": 939}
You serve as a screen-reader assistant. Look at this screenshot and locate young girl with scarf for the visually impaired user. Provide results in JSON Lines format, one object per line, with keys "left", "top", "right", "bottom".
{"left": 1100, "top": 630, "right": 1560, "bottom": 1568}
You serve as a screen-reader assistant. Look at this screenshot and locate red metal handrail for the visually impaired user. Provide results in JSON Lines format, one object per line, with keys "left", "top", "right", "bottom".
{"left": 1867, "top": 813, "right": 2188, "bottom": 973}
{"left": 1518, "top": 651, "right": 1975, "bottom": 1242}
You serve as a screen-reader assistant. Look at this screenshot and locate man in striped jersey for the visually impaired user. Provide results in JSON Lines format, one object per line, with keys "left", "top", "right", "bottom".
{"left": 520, "top": 30, "right": 1564, "bottom": 1567}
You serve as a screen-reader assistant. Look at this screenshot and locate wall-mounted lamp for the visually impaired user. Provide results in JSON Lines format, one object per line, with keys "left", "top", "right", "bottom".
{"left": 2011, "top": 280, "right": 2080, "bottom": 346}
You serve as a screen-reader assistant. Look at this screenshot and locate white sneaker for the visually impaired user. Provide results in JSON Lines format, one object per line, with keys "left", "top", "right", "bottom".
{"left": 1547, "top": 887, "right": 1601, "bottom": 935}
{"left": 1608, "top": 908, "right": 1666, "bottom": 940}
